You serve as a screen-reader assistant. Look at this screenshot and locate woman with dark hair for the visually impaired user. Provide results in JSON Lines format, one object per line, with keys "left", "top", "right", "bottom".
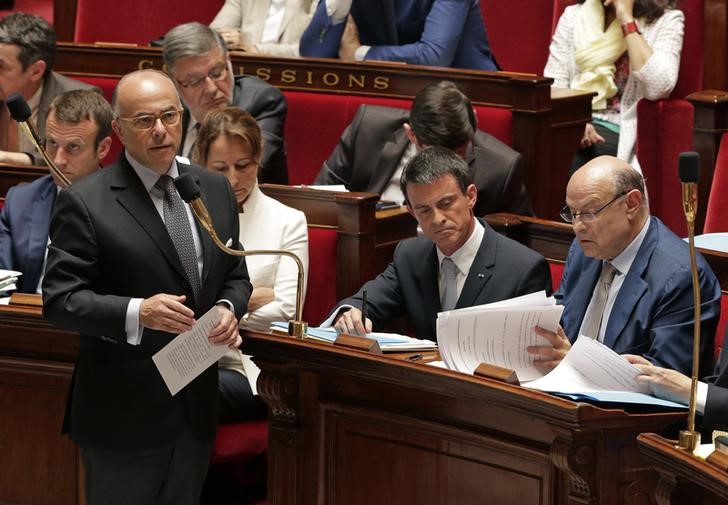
{"left": 545, "top": 0, "right": 684, "bottom": 173}
{"left": 194, "top": 106, "right": 308, "bottom": 422}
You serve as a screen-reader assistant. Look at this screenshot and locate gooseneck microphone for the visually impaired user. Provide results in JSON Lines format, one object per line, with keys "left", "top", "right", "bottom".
{"left": 677, "top": 151, "right": 701, "bottom": 452}
{"left": 6, "top": 93, "right": 71, "bottom": 187}
{"left": 174, "top": 173, "right": 307, "bottom": 338}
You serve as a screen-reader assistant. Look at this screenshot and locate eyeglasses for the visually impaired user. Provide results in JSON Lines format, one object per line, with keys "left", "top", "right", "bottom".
{"left": 116, "top": 109, "right": 184, "bottom": 131}
{"left": 560, "top": 191, "right": 627, "bottom": 223}
{"left": 175, "top": 62, "right": 228, "bottom": 89}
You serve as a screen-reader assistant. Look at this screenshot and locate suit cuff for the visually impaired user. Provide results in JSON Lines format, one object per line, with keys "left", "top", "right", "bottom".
{"left": 126, "top": 297, "right": 143, "bottom": 345}
{"left": 355, "top": 45, "right": 370, "bottom": 61}
{"left": 216, "top": 299, "right": 235, "bottom": 314}
{"left": 697, "top": 380, "right": 708, "bottom": 414}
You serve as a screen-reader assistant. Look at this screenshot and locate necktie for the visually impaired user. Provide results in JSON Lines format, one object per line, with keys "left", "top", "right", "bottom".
{"left": 581, "top": 261, "right": 618, "bottom": 341}
{"left": 441, "top": 257, "right": 459, "bottom": 311}
{"left": 155, "top": 174, "right": 201, "bottom": 302}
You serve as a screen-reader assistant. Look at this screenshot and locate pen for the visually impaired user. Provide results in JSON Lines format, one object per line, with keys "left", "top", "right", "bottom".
{"left": 407, "top": 353, "right": 424, "bottom": 361}
{"left": 361, "top": 290, "right": 368, "bottom": 335}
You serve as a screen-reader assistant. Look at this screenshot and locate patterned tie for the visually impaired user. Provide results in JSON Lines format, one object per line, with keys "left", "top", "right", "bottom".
{"left": 155, "top": 174, "right": 201, "bottom": 302}
{"left": 441, "top": 257, "right": 459, "bottom": 311}
{"left": 581, "top": 262, "right": 618, "bottom": 341}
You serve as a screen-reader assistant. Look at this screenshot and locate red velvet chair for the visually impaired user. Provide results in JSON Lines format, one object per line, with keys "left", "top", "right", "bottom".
{"left": 549, "top": 0, "right": 703, "bottom": 236}
{"left": 704, "top": 133, "right": 728, "bottom": 233}
{"left": 73, "top": 0, "right": 224, "bottom": 44}
{"left": 73, "top": 75, "right": 123, "bottom": 165}
{"left": 714, "top": 290, "right": 728, "bottom": 362}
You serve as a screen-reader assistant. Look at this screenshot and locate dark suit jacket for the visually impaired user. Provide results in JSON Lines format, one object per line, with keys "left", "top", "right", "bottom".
{"left": 703, "top": 332, "right": 728, "bottom": 431}
{"left": 42, "top": 154, "right": 251, "bottom": 450}
{"left": 300, "top": 0, "right": 498, "bottom": 70}
{"left": 0, "top": 175, "right": 56, "bottom": 293}
{"left": 314, "top": 105, "right": 532, "bottom": 216}
{"left": 335, "top": 219, "right": 552, "bottom": 340}
{"left": 180, "top": 75, "right": 288, "bottom": 184}
{"left": 556, "top": 217, "right": 721, "bottom": 377}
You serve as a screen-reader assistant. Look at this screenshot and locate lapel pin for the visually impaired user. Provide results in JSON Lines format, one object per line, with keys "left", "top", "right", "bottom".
{"left": 477, "top": 273, "right": 485, "bottom": 279}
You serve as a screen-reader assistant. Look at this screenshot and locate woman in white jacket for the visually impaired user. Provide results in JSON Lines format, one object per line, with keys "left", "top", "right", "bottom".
{"left": 544, "top": 0, "right": 684, "bottom": 173}
{"left": 195, "top": 106, "right": 309, "bottom": 422}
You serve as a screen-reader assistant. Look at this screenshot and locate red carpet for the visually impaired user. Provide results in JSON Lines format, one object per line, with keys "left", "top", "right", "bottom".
{"left": 0, "top": 0, "right": 52, "bottom": 24}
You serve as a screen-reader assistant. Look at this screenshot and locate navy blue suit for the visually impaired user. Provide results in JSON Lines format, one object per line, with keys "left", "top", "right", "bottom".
{"left": 299, "top": 0, "right": 498, "bottom": 70}
{"left": 556, "top": 217, "right": 721, "bottom": 377}
{"left": 0, "top": 175, "right": 57, "bottom": 293}
{"left": 703, "top": 332, "right": 728, "bottom": 431}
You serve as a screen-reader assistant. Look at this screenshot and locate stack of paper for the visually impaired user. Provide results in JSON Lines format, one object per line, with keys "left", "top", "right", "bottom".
{"left": 270, "top": 322, "right": 437, "bottom": 352}
{"left": 436, "top": 291, "right": 564, "bottom": 381}
{"left": 0, "top": 269, "right": 21, "bottom": 293}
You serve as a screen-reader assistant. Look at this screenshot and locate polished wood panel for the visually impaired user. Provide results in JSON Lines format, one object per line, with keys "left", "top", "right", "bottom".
{"left": 244, "top": 330, "right": 687, "bottom": 505}
{"left": 638, "top": 433, "right": 728, "bottom": 505}
{"left": 704, "top": 0, "right": 728, "bottom": 91}
{"left": 52, "top": 42, "right": 593, "bottom": 221}
{"left": 0, "top": 303, "right": 81, "bottom": 505}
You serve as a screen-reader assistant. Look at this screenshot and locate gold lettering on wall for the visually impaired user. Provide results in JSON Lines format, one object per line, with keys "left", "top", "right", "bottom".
{"left": 347, "top": 74, "right": 365, "bottom": 89}
{"left": 138, "top": 59, "right": 155, "bottom": 70}
{"left": 373, "top": 76, "right": 390, "bottom": 90}
{"left": 305, "top": 71, "right": 314, "bottom": 85}
{"left": 322, "top": 72, "right": 340, "bottom": 86}
{"left": 281, "top": 69, "right": 296, "bottom": 84}
{"left": 256, "top": 68, "right": 272, "bottom": 81}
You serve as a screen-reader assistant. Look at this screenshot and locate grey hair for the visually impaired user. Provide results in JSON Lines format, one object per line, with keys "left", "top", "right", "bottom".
{"left": 400, "top": 146, "right": 473, "bottom": 204}
{"left": 613, "top": 166, "right": 649, "bottom": 210}
{"left": 162, "top": 22, "right": 227, "bottom": 73}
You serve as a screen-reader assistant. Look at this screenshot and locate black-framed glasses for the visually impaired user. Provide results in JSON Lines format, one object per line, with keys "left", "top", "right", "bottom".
{"left": 175, "top": 62, "right": 228, "bottom": 89}
{"left": 560, "top": 191, "right": 627, "bottom": 223}
{"left": 116, "top": 109, "right": 184, "bottom": 131}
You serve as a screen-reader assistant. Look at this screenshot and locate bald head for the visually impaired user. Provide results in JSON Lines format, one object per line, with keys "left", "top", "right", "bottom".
{"left": 111, "top": 70, "right": 184, "bottom": 174}
{"left": 565, "top": 156, "right": 649, "bottom": 260}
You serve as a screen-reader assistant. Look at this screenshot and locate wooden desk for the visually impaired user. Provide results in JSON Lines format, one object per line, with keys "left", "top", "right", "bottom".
{"left": 638, "top": 433, "right": 728, "bottom": 505}
{"left": 0, "top": 302, "right": 81, "bottom": 505}
{"left": 52, "top": 42, "right": 593, "bottom": 221}
{"left": 244, "top": 330, "right": 686, "bottom": 505}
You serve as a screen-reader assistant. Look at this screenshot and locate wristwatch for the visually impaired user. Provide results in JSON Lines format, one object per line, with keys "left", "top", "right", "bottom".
{"left": 621, "top": 20, "right": 641, "bottom": 37}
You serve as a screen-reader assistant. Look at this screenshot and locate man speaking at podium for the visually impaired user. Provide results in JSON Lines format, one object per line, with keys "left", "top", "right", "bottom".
{"left": 529, "top": 156, "right": 721, "bottom": 377}
{"left": 326, "top": 146, "right": 551, "bottom": 338}
{"left": 42, "top": 70, "right": 251, "bottom": 505}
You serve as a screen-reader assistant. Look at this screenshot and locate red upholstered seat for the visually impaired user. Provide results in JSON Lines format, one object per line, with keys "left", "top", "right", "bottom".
{"left": 704, "top": 133, "right": 728, "bottom": 233}
{"left": 283, "top": 90, "right": 514, "bottom": 185}
{"left": 73, "top": 0, "right": 224, "bottom": 44}
{"left": 548, "top": 260, "right": 565, "bottom": 292}
{"left": 303, "top": 227, "right": 339, "bottom": 326}
{"left": 71, "top": 75, "right": 123, "bottom": 166}
{"left": 715, "top": 291, "right": 728, "bottom": 362}
{"left": 211, "top": 419, "right": 268, "bottom": 465}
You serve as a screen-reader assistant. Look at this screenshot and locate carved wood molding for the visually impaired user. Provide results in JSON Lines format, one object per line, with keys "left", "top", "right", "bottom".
{"left": 257, "top": 366, "right": 299, "bottom": 432}
{"left": 653, "top": 471, "right": 678, "bottom": 505}
{"left": 550, "top": 433, "right": 597, "bottom": 504}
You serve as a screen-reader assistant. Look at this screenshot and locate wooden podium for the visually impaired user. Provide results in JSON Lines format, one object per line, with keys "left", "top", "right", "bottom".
{"left": 243, "top": 331, "right": 687, "bottom": 505}
{"left": 638, "top": 433, "right": 728, "bottom": 505}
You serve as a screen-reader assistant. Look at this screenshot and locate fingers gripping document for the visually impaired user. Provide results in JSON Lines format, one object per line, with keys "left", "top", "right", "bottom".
{"left": 153, "top": 308, "right": 229, "bottom": 396}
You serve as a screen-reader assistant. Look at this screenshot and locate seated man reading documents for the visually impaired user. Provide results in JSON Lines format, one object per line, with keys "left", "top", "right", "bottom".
{"left": 529, "top": 156, "right": 721, "bottom": 377}
{"left": 324, "top": 146, "right": 551, "bottom": 340}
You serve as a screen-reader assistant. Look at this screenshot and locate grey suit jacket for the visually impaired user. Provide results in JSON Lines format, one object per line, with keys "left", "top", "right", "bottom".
{"left": 315, "top": 104, "right": 532, "bottom": 216}
{"left": 335, "top": 219, "right": 552, "bottom": 339}
{"left": 37, "top": 72, "right": 98, "bottom": 140}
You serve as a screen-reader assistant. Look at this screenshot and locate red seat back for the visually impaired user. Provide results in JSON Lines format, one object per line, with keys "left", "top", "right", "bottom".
{"left": 548, "top": 260, "right": 565, "bottom": 292}
{"left": 704, "top": 133, "right": 728, "bottom": 233}
{"left": 71, "top": 75, "right": 123, "bottom": 166}
{"left": 211, "top": 419, "right": 268, "bottom": 464}
{"left": 303, "top": 227, "right": 339, "bottom": 326}
{"left": 715, "top": 291, "right": 728, "bottom": 362}
{"left": 73, "top": 0, "right": 224, "bottom": 44}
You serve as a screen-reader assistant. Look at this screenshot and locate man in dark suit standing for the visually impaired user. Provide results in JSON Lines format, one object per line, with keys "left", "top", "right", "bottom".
{"left": 42, "top": 70, "right": 251, "bottom": 505}
{"left": 529, "top": 156, "right": 720, "bottom": 377}
{"left": 299, "top": 0, "right": 498, "bottom": 70}
{"left": 0, "top": 13, "right": 97, "bottom": 165}
{"left": 162, "top": 22, "right": 288, "bottom": 184}
{"left": 327, "top": 146, "right": 551, "bottom": 339}
{"left": 0, "top": 89, "right": 112, "bottom": 293}
{"left": 315, "top": 80, "right": 532, "bottom": 217}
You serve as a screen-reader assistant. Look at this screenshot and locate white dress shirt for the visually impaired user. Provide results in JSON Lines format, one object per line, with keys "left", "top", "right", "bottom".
{"left": 436, "top": 218, "right": 485, "bottom": 306}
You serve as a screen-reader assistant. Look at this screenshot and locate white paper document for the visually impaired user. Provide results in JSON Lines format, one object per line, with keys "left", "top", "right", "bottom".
{"left": 525, "top": 336, "right": 650, "bottom": 394}
{"left": 437, "top": 291, "right": 564, "bottom": 381}
{"left": 153, "top": 308, "right": 229, "bottom": 396}
{"left": 0, "top": 269, "right": 21, "bottom": 293}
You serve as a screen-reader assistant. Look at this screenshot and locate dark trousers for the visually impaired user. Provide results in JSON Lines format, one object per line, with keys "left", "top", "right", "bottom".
{"left": 218, "top": 368, "right": 267, "bottom": 423}
{"left": 80, "top": 423, "right": 213, "bottom": 505}
{"left": 569, "top": 122, "right": 620, "bottom": 175}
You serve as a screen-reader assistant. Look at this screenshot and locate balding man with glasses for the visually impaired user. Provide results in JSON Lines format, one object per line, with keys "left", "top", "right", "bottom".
{"left": 163, "top": 22, "right": 288, "bottom": 184}
{"left": 528, "top": 155, "right": 721, "bottom": 377}
{"left": 42, "top": 69, "right": 251, "bottom": 505}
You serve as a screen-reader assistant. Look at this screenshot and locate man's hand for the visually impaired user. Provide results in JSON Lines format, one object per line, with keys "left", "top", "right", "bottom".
{"left": 208, "top": 305, "right": 241, "bottom": 349}
{"left": 630, "top": 361, "right": 692, "bottom": 405}
{"left": 527, "top": 325, "right": 571, "bottom": 371}
{"left": 140, "top": 293, "right": 195, "bottom": 334}
{"left": 338, "top": 15, "right": 361, "bottom": 61}
{"left": 334, "top": 307, "right": 372, "bottom": 336}
{"left": 247, "top": 286, "right": 275, "bottom": 313}
{"left": 581, "top": 123, "right": 605, "bottom": 148}
{"left": 215, "top": 27, "right": 245, "bottom": 49}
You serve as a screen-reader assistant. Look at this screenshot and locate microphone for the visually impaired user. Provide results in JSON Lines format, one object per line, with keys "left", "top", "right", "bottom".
{"left": 6, "top": 93, "right": 71, "bottom": 187}
{"left": 677, "top": 151, "right": 702, "bottom": 452}
{"left": 174, "top": 173, "right": 308, "bottom": 338}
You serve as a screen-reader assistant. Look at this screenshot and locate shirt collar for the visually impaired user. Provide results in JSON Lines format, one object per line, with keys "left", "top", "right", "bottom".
{"left": 125, "top": 151, "right": 180, "bottom": 193}
{"left": 27, "top": 82, "right": 43, "bottom": 115}
{"left": 436, "top": 217, "right": 484, "bottom": 274}
{"left": 610, "top": 217, "right": 650, "bottom": 276}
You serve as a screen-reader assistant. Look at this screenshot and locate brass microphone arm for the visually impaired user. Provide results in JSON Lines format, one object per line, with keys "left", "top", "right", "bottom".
{"left": 18, "top": 119, "right": 71, "bottom": 187}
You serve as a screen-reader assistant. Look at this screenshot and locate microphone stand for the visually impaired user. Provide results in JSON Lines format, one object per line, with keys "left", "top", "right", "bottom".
{"left": 678, "top": 162, "right": 701, "bottom": 452}
{"left": 6, "top": 93, "right": 70, "bottom": 187}
{"left": 175, "top": 175, "right": 307, "bottom": 338}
